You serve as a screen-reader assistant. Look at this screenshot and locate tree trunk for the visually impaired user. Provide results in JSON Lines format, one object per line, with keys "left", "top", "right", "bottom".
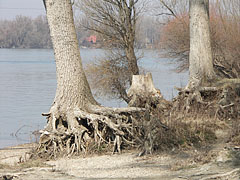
{"left": 127, "top": 73, "right": 162, "bottom": 107}
{"left": 36, "top": 0, "right": 146, "bottom": 158}
{"left": 44, "top": 0, "right": 97, "bottom": 131}
{"left": 127, "top": 73, "right": 170, "bottom": 156}
{"left": 187, "top": 0, "right": 215, "bottom": 89}
{"left": 123, "top": 0, "right": 139, "bottom": 76}
{"left": 125, "top": 45, "right": 139, "bottom": 76}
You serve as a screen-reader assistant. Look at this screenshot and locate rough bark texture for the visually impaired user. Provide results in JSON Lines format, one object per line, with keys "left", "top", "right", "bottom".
{"left": 123, "top": 0, "right": 139, "bottom": 76}
{"left": 187, "top": 0, "right": 215, "bottom": 89}
{"left": 128, "top": 73, "right": 162, "bottom": 107}
{"left": 44, "top": 0, "right": 98, "bottom": 132}
{"left": 125, "top": 44, "right": 139, "bottom": 76}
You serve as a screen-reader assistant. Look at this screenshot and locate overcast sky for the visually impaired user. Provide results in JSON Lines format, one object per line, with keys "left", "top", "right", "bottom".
{"left": 0, "top": 0, "right": 45, "bottom": 20}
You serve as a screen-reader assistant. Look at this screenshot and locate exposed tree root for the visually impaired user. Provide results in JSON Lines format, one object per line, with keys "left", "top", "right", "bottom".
{"left": 126, "top": 73, "right": 171, "bottom": 155}
{"left": 31, "top": 73, "right": 171, "bottom": 159}
{"left": 33, "top": 74, "right": 240, "bottom": 160}
{"left": 161, "top": 80, "right": 240, "bottom": 155}
{"left": 33, "top": 105, "right": 150, "bottom": 159}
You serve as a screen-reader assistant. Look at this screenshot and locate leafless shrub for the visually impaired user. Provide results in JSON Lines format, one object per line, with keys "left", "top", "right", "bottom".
{"left": 85, "top": 50, "right": 131, "bottom": 102}
{"left": 77, "top": 0, "right": 146, "bottom": 102}
{"left": 159, "top": 13, "right": 189, "bottom": 72}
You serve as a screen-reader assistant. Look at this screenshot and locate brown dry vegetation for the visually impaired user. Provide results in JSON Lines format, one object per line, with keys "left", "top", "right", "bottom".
{"left": 85, "top": 50, "right": 132, "bottom": 102}
{"left": 157, "top": 1, "right": 240, "bottom": 155}
{"left": 2, "top": 2, "right": 240, "bottom": 180}
{"left": 28, "top": 75, "right": 240, "bottom": 161}
{"left": 160, "top": 2, "right": 240, "bottom": 78}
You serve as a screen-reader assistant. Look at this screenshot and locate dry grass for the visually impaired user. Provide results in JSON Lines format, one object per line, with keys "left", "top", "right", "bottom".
{"left": 150, "top": 82, "right": 240, "bottom": 153}
{"left": 0, "top": 163, "right": 11, "bottom": 169}
{"left": 155, "top": 115, "right": 220, "bottom": 151}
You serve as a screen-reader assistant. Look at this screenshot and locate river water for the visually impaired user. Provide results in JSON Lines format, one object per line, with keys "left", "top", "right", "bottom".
{"left": 0, "top": 48, "right": 188, "bottom": 148}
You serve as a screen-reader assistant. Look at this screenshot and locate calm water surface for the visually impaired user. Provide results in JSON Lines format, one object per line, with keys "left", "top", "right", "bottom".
{"left": 0, "top": 49, "right": 188, "bottom": 148}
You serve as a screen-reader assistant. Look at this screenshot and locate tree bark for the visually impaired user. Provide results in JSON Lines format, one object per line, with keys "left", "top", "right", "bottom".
{"left": 44, "top": 0, "right": 98, "bottom": 131}
{"left": 127, "top": 73, "right": 162, "bottom": 107}
{"left": 125, "top": 45, "right": 139, "bottom": 76}
{"left": 187, "top": 0, "right": 215, "bottom": 89}
{"left": 124, "top": 0, "right": 139, "bottom": 76}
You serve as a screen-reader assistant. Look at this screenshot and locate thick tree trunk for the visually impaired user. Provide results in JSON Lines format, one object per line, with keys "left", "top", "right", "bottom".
{"left": 37, "top": 0, "right": 146, "bottom": 158}
{"left": 44, "top": 0, "right": 97, "bottom": 131}
{"left": 187, "top": 0, "right": 215, "bottom": 89}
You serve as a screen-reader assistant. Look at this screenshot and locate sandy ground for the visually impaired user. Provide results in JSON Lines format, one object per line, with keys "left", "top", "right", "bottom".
{"left": 0, "top": 143, "right": 240, "bottom": 180}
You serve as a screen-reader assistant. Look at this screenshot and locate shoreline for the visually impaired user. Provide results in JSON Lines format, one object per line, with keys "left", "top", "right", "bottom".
{"left": 1, "top": 143, "right": 240, "bottom": 179}
{"left": 0, "top": 143, "right": 36, "bottom": 166}
{"left": 0, "top": 143, "right": 35, "bottom": 150}
{"left": 0, "top": 141, "right": 32, "bottom": 150}
{"left": 0, "top": 136, "right": 38, "bottom": 150}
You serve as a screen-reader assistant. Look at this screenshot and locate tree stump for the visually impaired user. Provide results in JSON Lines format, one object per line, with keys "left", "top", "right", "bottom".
{"left": 127, "top": 73, "right": 163, "bottom": 107}
{"left": 127, "top": 73, "right": 170, "bottom": 155}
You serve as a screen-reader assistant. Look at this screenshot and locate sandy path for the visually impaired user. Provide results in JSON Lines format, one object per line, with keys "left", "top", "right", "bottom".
{"left": 47, "top": 153, "right": 174, "bottom": 179}
{"left": 0, "top": 144, "right": 240, "bottom": 180}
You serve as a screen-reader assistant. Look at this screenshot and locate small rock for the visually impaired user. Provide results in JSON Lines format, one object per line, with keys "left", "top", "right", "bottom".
{"left": 216, "top": 150, "right": 230, "bottom": 163}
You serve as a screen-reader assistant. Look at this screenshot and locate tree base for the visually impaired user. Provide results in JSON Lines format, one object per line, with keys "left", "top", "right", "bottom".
{"left": 33, "top": 105, "right": 147, "bottom": 159}
{"left": 31, "top": 73, "right": 171, "bottom": 159}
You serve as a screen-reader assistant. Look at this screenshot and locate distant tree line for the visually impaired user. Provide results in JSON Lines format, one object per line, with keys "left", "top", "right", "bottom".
{"left": 0, "top": 14, "right": 160, "bottom": 49}
{"left": 0, "top": 16, "right": 52, "bottom": 49}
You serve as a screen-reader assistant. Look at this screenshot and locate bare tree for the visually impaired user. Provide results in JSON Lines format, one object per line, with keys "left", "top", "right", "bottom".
{"left": 156, "top": 0, "right": 188, "bottom": 18}
{"left": 0, "top": 16, "right": 51, "bottom": 48}
{"left": 0, "top": 16, "right": 33, "bottom": 48}
{"left": 74, "top": 0, "right": 146, "bottom": 103}
{"left": 214, "top": 0, "right": 240, "bottom": 78}
{"left": 135, "top": 15, "right": 161, "bottom": 48}
{"left": 38, "top": 0, "right": 146, "bottom": 157}
{"left": 85, "top": 49, "right": 132, "bottom": 102}
{"left": 158, "top": 0, "right": 214, "bottom": 88}
{"left": 25, "top": 16, "right": 52, "bottom": 48}
{"left": 78, "top": 0, "right": 140, "bottom": 75}
{"left": 43, "top": 0, "right": 98, "bottom": 132}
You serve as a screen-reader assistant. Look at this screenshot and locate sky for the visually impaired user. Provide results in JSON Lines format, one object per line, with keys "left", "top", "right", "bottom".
{"left": 0, "top": 0, "right": 45, "bottom": 20}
